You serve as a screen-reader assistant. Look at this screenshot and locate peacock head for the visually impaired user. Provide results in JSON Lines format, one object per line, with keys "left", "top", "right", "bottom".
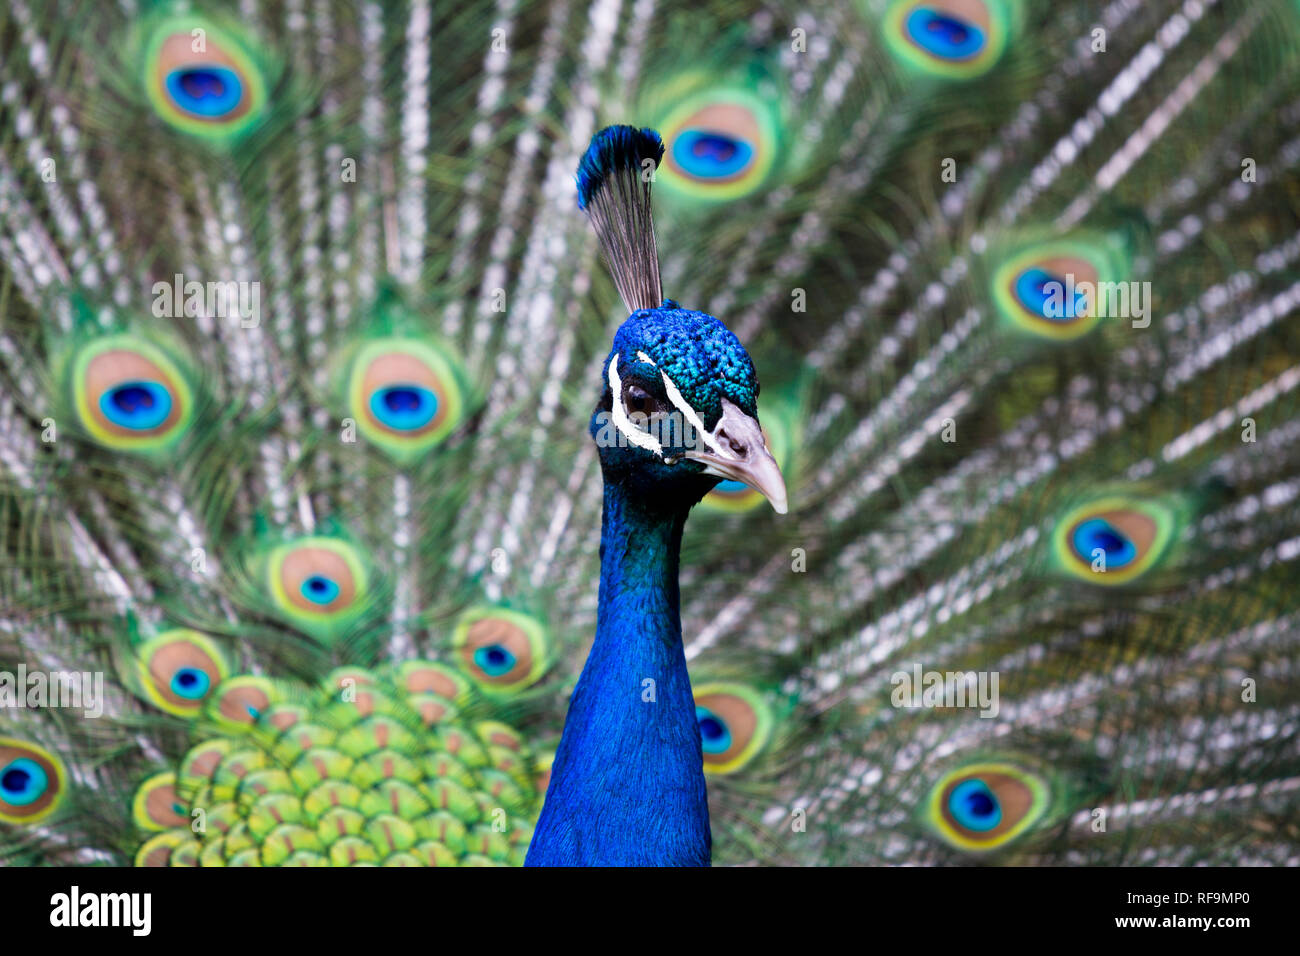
{"left": 590, "top": 302, "right": 787, "bottom": 514}
{"left": 577, "top": 123, "right": 787, "bottom": 515}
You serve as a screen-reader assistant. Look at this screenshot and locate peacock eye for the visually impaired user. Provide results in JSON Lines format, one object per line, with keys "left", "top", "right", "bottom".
{"left": 133, "top": 628, "right": 228, "bottom": 716}
{"left": 452, "top": 607, "right": 552, "bottom": 695}
{"left": 349, "top": 337, "right": 468, "bottom": 462}
{"left": 145, "top": 18, "right": 269, "bottom": 141}
{"left": 1051, "top": 495, "right": 1179, "bottom": 585}
{"left": 622, "top": 383, "right": 663, "bottom": 421}
{"left": 266, "top": 537, "right": 370, "bottom": 642}
{"left": 474, "top": 643, "right": 517, "bottom": 677}
{"left": 0, "top": 739, "right": 66, "bottom": 825}
{"left": 924, "top": 760, "right": 1052, "bottom": 852}
{"left": 653, "top": 90, "right": 781, "bottom": 202}
{"left": 73, "top": 335, "right": 194, "bottom": 453}
{"left": 882, "top": 0, "right": 1012, "bottom": 80}
{"left": 989, "top": 234, "right": 1128, "bottom": 341}
{"left": 693, "top": 683, "right": 774, "bottom": 775}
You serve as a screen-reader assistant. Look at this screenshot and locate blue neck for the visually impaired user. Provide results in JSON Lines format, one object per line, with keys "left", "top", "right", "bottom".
{"left": 525, "top": 481, "right": 711, "bottom": 866}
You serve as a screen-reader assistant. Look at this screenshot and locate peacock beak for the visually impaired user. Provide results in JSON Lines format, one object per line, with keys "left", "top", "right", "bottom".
{"left": 683, "top": 398, "right": 788, "bottom": 514}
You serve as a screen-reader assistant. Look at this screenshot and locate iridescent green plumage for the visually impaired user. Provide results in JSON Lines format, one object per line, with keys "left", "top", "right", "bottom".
{"left": 129, "top": 664, "right": 540, "bottom": 867}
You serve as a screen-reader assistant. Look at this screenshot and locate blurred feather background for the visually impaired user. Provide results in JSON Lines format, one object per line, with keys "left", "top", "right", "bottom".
{"left": 1, "top": 0, "right": 1299, "bottom": 866}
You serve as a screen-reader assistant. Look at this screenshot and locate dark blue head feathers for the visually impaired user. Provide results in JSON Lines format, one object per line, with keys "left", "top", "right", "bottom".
{"left": 576, "top": 125, "right": 664, "bottom": 211}
{"left": 610, "top": 303, "right": 759, "bottom": 428}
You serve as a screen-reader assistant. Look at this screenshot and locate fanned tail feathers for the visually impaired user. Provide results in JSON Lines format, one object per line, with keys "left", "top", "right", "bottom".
{"left": 1, "top": 0, "right": 1299, "bottom": 866}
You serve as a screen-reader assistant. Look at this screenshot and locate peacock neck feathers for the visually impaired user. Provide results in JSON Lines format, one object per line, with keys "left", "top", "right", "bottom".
{"left": 526, "top": 478, "right": 710, "bottom": 866}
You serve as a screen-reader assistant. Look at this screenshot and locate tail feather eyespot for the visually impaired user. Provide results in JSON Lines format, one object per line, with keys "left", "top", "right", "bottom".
{"left": 266, "top": 537, "right": 371, "bottom": 640}
{"left": 989, "top": 235, "right": 1131, "bottom": 341}
{"left": 692, "top": 682, "right": 774, "bottom": 775}
{"left": 135, "top": 629, "right": 228, "bottom": 717}
{"left": 348, "top": 339, "right": 469, "bottom": 461}
{"left": 651, "top": 84, "right": 782, "bottom": 203}
{"left": 924, "top": 760, "right": 1052, "bottom": 852}
{"left": 143, "top": 17, "right": 270, "bottom": 141}
{"left": 452, "top": 608, "right": 551, "bottom": 695}
{"left": 0, "top": 739, "right": 66, "bottom": 825}
{"left": 882, "top": 0, "right": 1014, "bottom": 79}
{"left": 71, "top": 335, "right": 194, "bottom": 452}
{"left": 1052, "top": 496, "right": 1179, "bottom": 585}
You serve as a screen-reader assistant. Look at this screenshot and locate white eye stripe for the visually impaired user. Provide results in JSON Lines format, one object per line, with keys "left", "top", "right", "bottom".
{"left": 659, "top": 369, "right": 729, "bottom": 459}
{"left": 607, "top": 356, "right": 737, "bottom": 461}
{"left": 607, "top": 356, "right": 663, "bottom": 454}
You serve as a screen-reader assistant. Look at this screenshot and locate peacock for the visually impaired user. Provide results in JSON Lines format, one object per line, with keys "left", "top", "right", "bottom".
{"left": 2, "top": 0, "right": 1300, "bottom": 869}
{"left": 527, "top": 126, "right": 789, "bottom": 865}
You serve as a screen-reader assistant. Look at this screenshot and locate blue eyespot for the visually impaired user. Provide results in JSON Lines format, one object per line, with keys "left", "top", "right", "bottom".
{"left": 100, "top": 381, "right": 172, "bottom": 430}
{"left": 369, "top": 385, "right": 439, "bottom": 431}
{"left": 301, "top": 575, "right": 340, "bottom": 605}
{"left": 1015, "top": 267, "right": 1085, "bottom": 321}
{"left": 906, "top": 7, "right": 986, "bottom": 60}
{"left": 473, "top": 644, "right": 516, "bottom": 677}
{"left": 672, "top": 130, "right": 755, "bottom": 180}
{"left": 1072, "top": 518, "right": 1136, "bottom": 569}
{"left": 1, "top": 758, "right": 48, "bottom": 807}
{"left": 165, "top": 66, "right": 243, "bottom": 118}
{"left": 714, "top": 479, "right": 749, "bottom": 494}
{"left": 170, "top": 667, "right": 211, "bottom": 700}
{"left": 948, "top": 778, "right": 1001, "bottom": 831}
{"left": 696, "top": 707, "right": 732, "bottom": 754}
